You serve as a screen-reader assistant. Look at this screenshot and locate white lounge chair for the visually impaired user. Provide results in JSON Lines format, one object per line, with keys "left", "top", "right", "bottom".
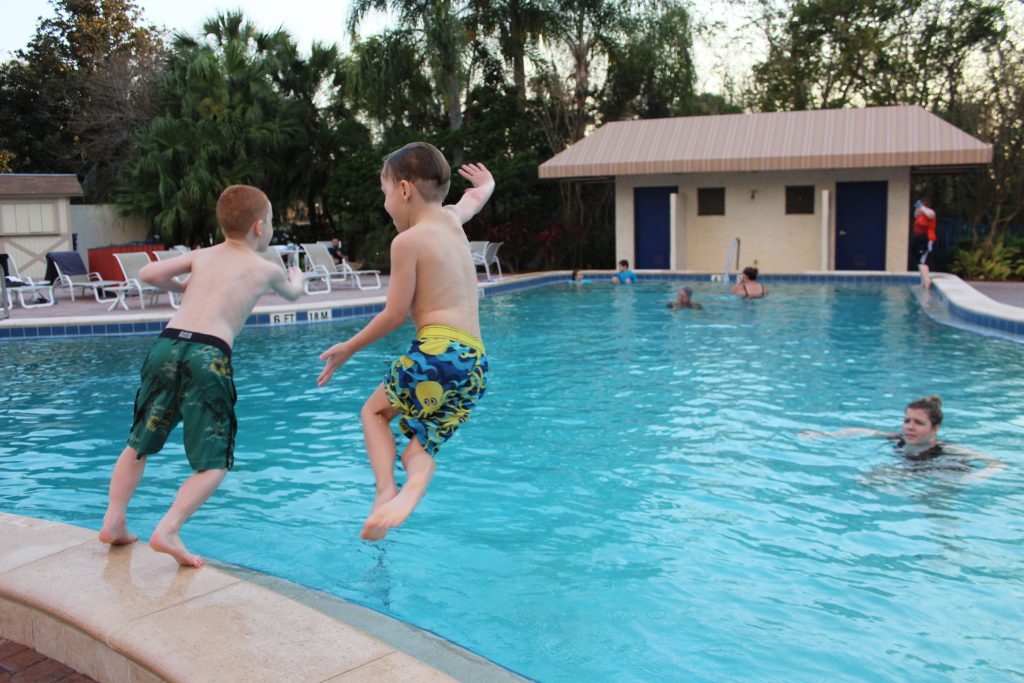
{"left": 48, "top": 251, "right": 122, "bottom": 303}
{"left": 112, "top": 252, "right": 162, "bottom": 310}
{"left": 259, "top": 247, "right": 331, "bottom": 295}
{"left": 1, "top": 253, "right": 55, "bottom": 309}
{"left": 300, "top": 243, "right": 381, "bottom": 290}
{"left": 470, "top": 241, "right": 503, "bottom": 280}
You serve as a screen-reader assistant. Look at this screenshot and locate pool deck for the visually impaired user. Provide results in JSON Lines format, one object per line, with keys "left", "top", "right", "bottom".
{"left": 2, "top": 269, "right": 1023, "bottom": 682}
{"left": 0, "top": 276, "right": 393, "bottom": 325}
{"left": 965, "top": 280, "right": 1024, "bottom": 308}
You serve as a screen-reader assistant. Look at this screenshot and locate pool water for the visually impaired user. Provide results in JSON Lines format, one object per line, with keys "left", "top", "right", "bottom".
{"left": 2, "top": 282, "right": 1023, "bottom": 682}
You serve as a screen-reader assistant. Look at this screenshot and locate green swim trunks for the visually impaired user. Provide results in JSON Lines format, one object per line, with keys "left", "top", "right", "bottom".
{"left": 384, "top": 324, "right": 488, "bottom": 457}
{"left": 127, "top": 328, "right": 237, "bottom": 471}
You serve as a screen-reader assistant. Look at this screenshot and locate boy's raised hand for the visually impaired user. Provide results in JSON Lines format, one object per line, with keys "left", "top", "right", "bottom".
{"left": 448, "top": 162, "right": 495, "bottom": 224}
{"left": 317, "top": 342, "right": 354, "bottom": 387}
{"left": 458, "top": 163, "right": 494, "bottom": 194}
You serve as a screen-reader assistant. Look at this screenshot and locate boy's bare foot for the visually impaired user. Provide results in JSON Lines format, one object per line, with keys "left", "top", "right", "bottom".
{"left": 98, "top": 525, "right": 137, "bottom": 545}
{"left": 360, "top": 487, "right": 423, "bottom": 541}
{"left": 362, "top": 486, "right": 398, "bottom": 541}
{"left": 150, "top": 528, "right": 205, "bottom": 568}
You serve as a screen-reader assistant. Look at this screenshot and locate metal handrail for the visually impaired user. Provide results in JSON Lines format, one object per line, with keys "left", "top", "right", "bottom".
{"left": 722, "top": 237, "right": 741, "bottom": 287}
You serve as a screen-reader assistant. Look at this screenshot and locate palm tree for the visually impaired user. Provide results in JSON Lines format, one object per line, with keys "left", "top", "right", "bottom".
{"left": 117, "top": 12, "right": 299, "bottom": 244}
{"left": 469, "top": 0, "right": 554, "bottom": 106}
{"left": 342, "top": 30, "right": 442, "bottom": 138}
{"left": 271, "top": 40, "right": 348, "bottom": 232}
{"left": 348, "top": 0, "right": 470, "bottom": 160}
{"left": 551, "top": 0, "right": 626, "bottom": 142}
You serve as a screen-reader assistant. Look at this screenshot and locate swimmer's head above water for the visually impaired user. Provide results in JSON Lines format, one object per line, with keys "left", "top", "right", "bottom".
{"left": 903, "top": 395, "right": 943, "bottom": 446}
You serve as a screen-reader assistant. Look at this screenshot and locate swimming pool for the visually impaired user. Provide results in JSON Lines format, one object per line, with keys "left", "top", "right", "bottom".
{"left": 2, "top": 282, "right": 1022, "bottom": 682}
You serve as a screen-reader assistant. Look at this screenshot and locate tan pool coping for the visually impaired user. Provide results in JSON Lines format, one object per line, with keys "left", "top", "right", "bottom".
{"left": 931, "top": 272, "right": 1024, "bottom": 316}
{"left": 0, "top": 513, "right": 528, "bottom": 683}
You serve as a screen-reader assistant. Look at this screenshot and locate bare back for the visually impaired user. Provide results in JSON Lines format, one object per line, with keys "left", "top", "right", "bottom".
{"left": 403, "top": 208, "right": 481, "bottom": 337}
{"left": 162, "top": 243, "right": 284, "bottom": 346}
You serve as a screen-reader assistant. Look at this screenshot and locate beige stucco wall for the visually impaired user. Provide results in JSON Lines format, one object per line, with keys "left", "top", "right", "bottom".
{"left": 614, "top": 167, "right": 911, "bottom": 272}
{"left": 71, "top": 204, "right": 150, "bottom": 264}
{"left": 0, "top": 197, "right": 73, "bottom": 278}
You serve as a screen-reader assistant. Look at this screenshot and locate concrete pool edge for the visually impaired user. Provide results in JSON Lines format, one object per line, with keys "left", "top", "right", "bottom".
{"left": 928, "top": 273, "right": 1024, "bottom": 340}
{"left": 0, "top": 512, "right": 529, "bottom": 683}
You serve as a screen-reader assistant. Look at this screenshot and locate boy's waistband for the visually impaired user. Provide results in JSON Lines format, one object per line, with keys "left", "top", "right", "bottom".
{"left": 160, "top": 327, "right": 232, "bottom": 357}
{"left": 417, "top": 324, "right": 485, "bottom": 353}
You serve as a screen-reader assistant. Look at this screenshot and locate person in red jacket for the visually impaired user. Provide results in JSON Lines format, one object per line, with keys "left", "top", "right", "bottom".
{"left": 912, "top": 198, "right": 937, "bottom": 288}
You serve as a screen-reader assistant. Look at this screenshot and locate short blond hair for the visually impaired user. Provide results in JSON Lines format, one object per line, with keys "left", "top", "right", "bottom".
{"left": 382, "top": 142, "right": 451, "bottom": 202}
{"left": 217, "top": 185, "right": 270, "bottom": 239}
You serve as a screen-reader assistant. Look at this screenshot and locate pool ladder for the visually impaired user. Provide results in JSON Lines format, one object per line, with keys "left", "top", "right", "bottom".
{"left": 712, "top": 237, "right": 740, "bottom": 287}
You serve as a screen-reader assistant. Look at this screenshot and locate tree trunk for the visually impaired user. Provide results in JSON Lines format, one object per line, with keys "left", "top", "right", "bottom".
{"left": 513, "top": 48, "right": 526, "bottom": 106}
{"left": 446, "top": 73, "right": 464, "bottom": 165}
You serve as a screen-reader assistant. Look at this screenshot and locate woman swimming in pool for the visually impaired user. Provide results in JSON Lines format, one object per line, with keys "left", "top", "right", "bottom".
{"left": 730, "top": 266, "right": 766, "bottom": 299}
{"left": 800, "top": 395, "right": 1006, "bottom": 481}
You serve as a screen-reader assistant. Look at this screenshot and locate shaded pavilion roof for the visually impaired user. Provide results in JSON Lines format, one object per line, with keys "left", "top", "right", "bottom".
{"left": 539, "top": 106, "right": 992, "bottom": 179}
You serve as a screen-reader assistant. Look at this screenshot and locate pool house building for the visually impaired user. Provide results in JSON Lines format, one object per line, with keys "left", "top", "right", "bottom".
{"left": 539, "top": 105, "right": 992, "bottom": 273}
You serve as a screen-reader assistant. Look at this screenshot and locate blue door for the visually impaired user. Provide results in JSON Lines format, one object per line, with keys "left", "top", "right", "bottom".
{"left": 835, "top": 181, "right": 887, "bottom": 270}
{"left": 634, "top": 187, "right": 675, "bottom": 269}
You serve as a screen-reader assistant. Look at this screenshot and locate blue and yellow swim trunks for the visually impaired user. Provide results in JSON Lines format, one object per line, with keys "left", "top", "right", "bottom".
{"left": 127, "top": 328, "right": 237, "bottom": 471}
{"left": 384, "top": 324, "right": 488, "bottom": 457}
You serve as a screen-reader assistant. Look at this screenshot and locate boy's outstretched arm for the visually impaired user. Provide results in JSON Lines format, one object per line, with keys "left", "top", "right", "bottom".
{"left": 445, "top": 163, "right": 495, "bottom": 225}
{"left": 317, "top": 235, "right": 417, "bottom": 387}
{"left": 140, "top": 252, "right": 194, "bottom": 293}
{"left": 270, "top": 265, "right": 305, "bottom": 302}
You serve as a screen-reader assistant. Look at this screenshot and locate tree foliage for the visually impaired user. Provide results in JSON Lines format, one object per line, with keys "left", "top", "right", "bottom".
{"left": 600, "top": 1, "right": 698, "bottom": 121}
{"left": 116, "top": 13, "right": 307, "bottom": 244}
{"left": 0, "top": 0, "right": 164, "bottom": 199}
{"left": 748, "top": 0, "right": 1005, "bottom": 112}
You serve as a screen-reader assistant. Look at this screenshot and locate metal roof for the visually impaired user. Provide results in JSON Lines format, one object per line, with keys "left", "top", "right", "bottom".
{"left": 539, "top": 106, "right": 992, "bottom": 179}
{"left": 0, "top": 174, "right": 84, "bottom": 197}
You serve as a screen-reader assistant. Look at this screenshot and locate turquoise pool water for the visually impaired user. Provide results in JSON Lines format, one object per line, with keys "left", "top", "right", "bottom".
{"left": 2, "top": 282, "right": 1023, "bottom": 682}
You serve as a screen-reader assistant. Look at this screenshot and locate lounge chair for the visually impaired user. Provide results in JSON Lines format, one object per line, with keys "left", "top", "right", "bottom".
{"left": 0, "top": 253, "right": 55, "bottom": 309}
{"left": 317, "top": 240, "right": 363, "bottom": 271}
{"left": 152, "top": 250, "right": 189, "bottom": 309}
{"left": 470, "top": 241, "right": 504, "bottom": 280}
{"left": 113, "top": 252, "right": 162, "bottom": 310}
{"left": 259, "top": 247, "right": 331, "bottom": 295}
{"left": 300, "top": 243, "right": 381, "bottom": 290}
{"left": 47, "top": 251, "right": 121, "bottom": 303}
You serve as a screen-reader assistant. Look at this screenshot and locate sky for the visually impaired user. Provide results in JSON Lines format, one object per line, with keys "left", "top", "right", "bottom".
{"left": 0, "top": 0, "right": 749, "bottom": 93}
{"left": 0, "top": 0, "right": 388, "bottom": 58}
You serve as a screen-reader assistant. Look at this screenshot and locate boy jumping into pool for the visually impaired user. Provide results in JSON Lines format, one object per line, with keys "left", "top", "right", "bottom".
{"left": 99, "top": 185, "right": 305, "bottom": 567}
{"left": 317, "top": 142, "right": 494, "bottom": 541}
